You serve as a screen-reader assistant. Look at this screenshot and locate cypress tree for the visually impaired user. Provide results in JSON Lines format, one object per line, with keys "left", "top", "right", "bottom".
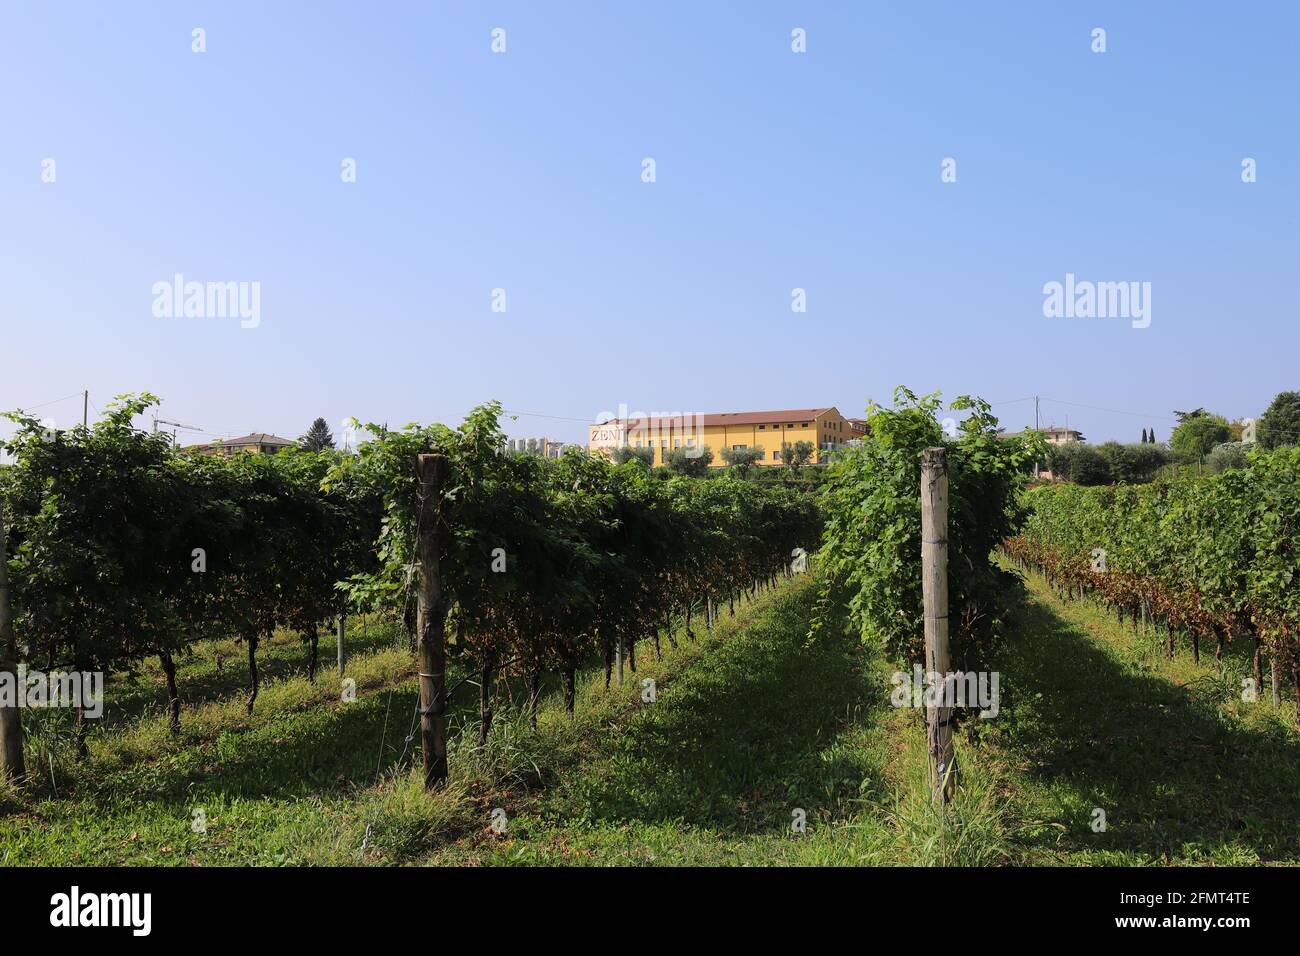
{"left": 299, "top": 417, "right": 335, "bottom": 452}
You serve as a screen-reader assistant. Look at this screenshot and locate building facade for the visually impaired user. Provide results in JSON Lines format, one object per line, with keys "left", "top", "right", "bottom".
{"left": 502, "top": 437, "right": 570, "bottom": 459}
{"left": 187, "top": 433, "right": 297, "bottom": 456}
{"left": 999, "top": 426, "right": 1085, "bottom": 445}
{"left": 588, "top": 407, "right": 855, "bottom": 467}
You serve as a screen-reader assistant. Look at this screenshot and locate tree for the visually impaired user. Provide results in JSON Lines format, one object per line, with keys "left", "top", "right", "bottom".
{"left": 613, "top": 445, "right": 655, "bottom": 468}
{"left": 1170, "top": 411, "right": 1231, "bottom": 463}
{"left": 299, "top": 417, "right": 335, "bottom": 452}
{"left": 665, "top": 444, "right": 713, "bottom": 477}
{"left": 780, "top": 440, "right": 814, "bottom": 473}
{"left": 1257, "top": 391, "right": 1300, "bottom": 450}
{"left": 1149, "top": 427, "right": 1157, "bottom": 444}
{"left": 1099, "top": 441, "right": 1168, "bottom": 484}
{"left": 720, "top": 445, "right": 764, "bottom": 476}
{"left": 1047, "top": 442, "right": 1103, "bottom": 484}
{"left": 1141, "top": 428, "right": 1148, "bottom": 444}
{"left": 1207, "top": 441, "right": 1250, "bottom": 473}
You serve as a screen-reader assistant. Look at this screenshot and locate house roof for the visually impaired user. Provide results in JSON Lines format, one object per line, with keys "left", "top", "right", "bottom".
{"left": 998, "top": 427, "right": 1085, "bottom": 440}
{"left": 217, "top": 433, "right": 297, "bottom": 446}
{"left": 186, "top": 433, "right": 297, "bottom": 452}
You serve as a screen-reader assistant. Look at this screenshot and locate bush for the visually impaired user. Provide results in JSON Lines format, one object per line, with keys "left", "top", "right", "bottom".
{"left": 1207, "top": 441, "right": 1250, "bottom": 473}
{"left": 818, "top": 388, "right": 1043, "bottom": 674}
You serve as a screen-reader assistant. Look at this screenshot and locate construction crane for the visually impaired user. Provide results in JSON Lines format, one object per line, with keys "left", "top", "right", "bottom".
{"left": 151, "top": 414, "right": 203, "bottom": 446}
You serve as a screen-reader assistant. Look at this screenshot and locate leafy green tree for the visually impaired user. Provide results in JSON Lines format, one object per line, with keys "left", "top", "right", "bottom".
{"left": 1098, "top": 442, "right": 1169, "bottom": 484}
{"left": 780, "top": 440, "right": 814, "bottom": 473}
{"left": 1047, "top": 442, "right": 1108, "bottom": 484}
{"left": 613, "top": 445, "right": 655, "bottom": 468}
{"left": 720, "top": 445, "right": 764, "bottom": 476}
{"left": 299, "top": 417, "right": 335, "bottom": 451}
{"left": 1207, "top": 441, "right": 1250, "bottom": 473}
{"left": 665, "top": 444, "right": 713, "bottom": 476}
{"left": 1257, "top": 391, "right": 1300, "bottom": 450}
{"left": 1141, "top": 428, "right": 1148, "bottom": 444}
{"left": 1170, "top": 411, "right": 1231, "bottom": 463}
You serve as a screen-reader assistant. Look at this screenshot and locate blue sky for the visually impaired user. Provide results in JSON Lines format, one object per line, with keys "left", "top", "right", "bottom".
{"left": 2, "top": 1, "right": 1296, "bottom": 448}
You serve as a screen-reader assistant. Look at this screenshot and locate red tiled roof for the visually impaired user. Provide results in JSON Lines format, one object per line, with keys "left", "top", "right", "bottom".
{"left": 186, "top": 433, "right": 297, "bottom": 451}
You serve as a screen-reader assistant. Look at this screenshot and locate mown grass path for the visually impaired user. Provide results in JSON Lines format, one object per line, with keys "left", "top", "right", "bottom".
{"left": 5, "top": 564, "right": 1296, "bottom": 867}
{"left": 984, "top": 565, "right": 1300, "bottom": 865}
{"left": 428, "top": 573, "right": 888, "bottom": 865}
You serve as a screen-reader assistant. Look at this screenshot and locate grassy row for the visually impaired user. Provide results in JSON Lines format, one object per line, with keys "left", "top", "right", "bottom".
{"left": 6, "top": 560, "right": 1296, "bottom": 866}
{"left": 979, "top": 561, "right": 1300, "bottom": 865}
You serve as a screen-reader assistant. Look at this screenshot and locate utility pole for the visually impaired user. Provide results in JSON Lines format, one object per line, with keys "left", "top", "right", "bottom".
{"left": 1033, "top": 395, "right": 1041, "bottom": 477}
{"left": 83, "top": 390, "right": 88, "bottom": 429}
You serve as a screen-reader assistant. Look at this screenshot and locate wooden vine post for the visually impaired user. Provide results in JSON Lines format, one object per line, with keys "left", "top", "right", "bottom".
{"left": 415, "top": 453, "right": 449, "bottom": 790}
{"left": 0, "top": 510, "right": 25, "bottom": 784}
{"left": 921, "top": 447, "right": 955, "bottom": 805}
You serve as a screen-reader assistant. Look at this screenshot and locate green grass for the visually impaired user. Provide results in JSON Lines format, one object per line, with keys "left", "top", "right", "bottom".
{"left": 982, "top": 562, "right": 1300, "bottom": 865}
{"left": 3, "top": 563, "right": 1297, "bottom": 866}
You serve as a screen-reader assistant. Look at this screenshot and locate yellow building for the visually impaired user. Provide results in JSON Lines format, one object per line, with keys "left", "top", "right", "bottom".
{"left": 588, "top": 407, "right": 857, "bottom": 467}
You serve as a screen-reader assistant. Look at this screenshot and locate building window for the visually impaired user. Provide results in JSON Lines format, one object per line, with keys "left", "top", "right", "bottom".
{"left": 758, "top": 424, "right": 765, "bottom": 430}
{"left": 731, "top": 444, "right": 747, "bottom": 451}
{"left": 801, "top": 422, "right": 808, "bottom": 427}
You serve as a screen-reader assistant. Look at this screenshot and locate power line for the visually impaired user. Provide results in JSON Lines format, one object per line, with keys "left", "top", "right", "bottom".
{"left": 8, "top": 392, "right": 83, "bottom": 413}
{"left": 504, "top": 409, "right": 594, "bottom": 424}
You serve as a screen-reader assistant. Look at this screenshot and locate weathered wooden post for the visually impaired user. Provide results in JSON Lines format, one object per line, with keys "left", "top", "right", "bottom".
{"left": 921, "top": 447, "right": 954, "bottom": 806}
{"left": 0, "top": 510, "right": 26, "bottom": 784}
{"left": 415, "top": 453, "right": 449, "bottom": 789}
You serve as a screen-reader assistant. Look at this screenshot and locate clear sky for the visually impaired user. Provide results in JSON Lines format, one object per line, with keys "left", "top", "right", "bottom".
{"left": 2, "top": 1, "right": 1296, "bottom": 449}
